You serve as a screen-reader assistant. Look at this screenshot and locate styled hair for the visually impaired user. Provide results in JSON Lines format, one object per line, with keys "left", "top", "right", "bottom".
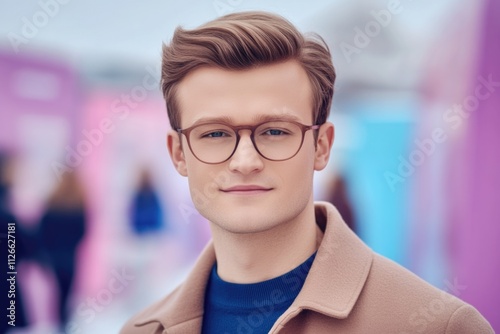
{"left": 161, "top": 11, "right": 336, "bottom": 130}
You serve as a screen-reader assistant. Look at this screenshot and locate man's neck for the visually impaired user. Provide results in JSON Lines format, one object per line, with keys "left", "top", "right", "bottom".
{"left": 209, "top": 201, "right": 320, "bottom": 284}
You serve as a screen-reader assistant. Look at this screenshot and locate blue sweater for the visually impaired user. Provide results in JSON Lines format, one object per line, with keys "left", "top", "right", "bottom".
{"left": 202, "top": 252, "right": 316, "bottom": 334}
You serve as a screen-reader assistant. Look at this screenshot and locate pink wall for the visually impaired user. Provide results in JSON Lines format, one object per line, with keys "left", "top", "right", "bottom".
{"left": 450, "top": 0, "right": 500, "bottom": 329}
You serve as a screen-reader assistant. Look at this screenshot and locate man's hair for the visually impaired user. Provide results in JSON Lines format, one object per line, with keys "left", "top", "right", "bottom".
{"left": 161, "top": 11, "right": 336, "bottom": 130}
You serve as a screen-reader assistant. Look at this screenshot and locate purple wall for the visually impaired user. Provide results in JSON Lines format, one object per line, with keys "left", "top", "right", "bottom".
{"left": 450, "top": 0, "right": 500, "bottom": 329}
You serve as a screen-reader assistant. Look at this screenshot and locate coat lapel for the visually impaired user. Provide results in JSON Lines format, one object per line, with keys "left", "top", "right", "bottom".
{"left": 270, "top": 202, "right": 373, "bottom": 332}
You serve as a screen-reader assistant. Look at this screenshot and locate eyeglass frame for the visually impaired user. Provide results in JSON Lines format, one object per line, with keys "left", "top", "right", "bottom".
{"left": 176, "top": 120, "right": 321, "bottom": 164}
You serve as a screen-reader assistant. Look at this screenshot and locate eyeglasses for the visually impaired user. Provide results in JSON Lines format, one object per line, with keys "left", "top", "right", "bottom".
{"left": 177, "top": 120, "right": 320, "bottom": 164}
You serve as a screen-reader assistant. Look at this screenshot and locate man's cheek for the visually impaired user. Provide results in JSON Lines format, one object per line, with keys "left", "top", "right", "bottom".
{"left": 189, "top": 175, "right": 221, "bottom": 211}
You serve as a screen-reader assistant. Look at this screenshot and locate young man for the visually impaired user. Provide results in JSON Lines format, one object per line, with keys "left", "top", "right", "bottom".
{"left": 121, "top": 11, "right": 493, "bottom": 334}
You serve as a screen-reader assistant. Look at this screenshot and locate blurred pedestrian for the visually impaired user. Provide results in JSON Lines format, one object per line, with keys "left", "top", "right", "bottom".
{"left": 324, "top": 174, "right": 357, "bottom": 233}
{"left": 0, "top": 153, "right": 28, "bottom": 332}
{"left": 39, "top": 171, "right": 86, "bottom": 329}
{"left": 130, "top": 169, "right": 163, "bottom": 235}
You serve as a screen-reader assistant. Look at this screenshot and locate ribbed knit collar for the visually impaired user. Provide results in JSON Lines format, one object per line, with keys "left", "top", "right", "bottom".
{"left": 205, "top": 252, "right": 317, "bottom": 310}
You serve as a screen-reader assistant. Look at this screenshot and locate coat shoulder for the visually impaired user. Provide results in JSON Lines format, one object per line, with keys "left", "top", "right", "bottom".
{"left": 359, "top": 254, "right": 494, "bottom": 332}
{"left": 445, "top": 304, "right": 494, "bottom": 334}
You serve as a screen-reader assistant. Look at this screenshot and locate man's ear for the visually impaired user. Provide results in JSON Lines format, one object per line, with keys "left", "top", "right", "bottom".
{"left": 314, "top": 122, "right": 334, "bottom": 171}
{"left": 167, "top": 130, "right": 188, "bottom": 177}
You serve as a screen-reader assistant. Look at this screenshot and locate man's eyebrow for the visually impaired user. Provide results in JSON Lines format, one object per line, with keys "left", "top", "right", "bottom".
{"left": 189, "top": 113, "right": 305, "bottom": 127}
{"left": 253, "top": 113, "right": 304, "bottom": 123}
{"left": 190, "top": 115, "right": 235, "bottom": 126}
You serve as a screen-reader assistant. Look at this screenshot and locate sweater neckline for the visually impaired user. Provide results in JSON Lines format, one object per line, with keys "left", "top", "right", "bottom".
{"left": 206, "top": 251, "right": 317, "bottom": 309}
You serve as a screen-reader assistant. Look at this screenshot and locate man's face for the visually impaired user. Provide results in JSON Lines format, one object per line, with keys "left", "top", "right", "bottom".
{"left": 168, "top": 60, "right": 333, "bottom": 234}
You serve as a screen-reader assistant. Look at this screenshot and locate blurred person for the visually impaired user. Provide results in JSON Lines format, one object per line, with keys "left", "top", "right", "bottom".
{"left": 0, "top": 154, "right": 29, "bottom": 332}
{"left": 38, "top": 171, "right": 86, "bottom": 330}
{"left": 130, "top": 169, "right": 164, "bottom": 235}
{"left": 323, "top": 174, "right": 357, "bottom": 233}
{"left": 121, "top": 12, "right": 493, "bottom": 333}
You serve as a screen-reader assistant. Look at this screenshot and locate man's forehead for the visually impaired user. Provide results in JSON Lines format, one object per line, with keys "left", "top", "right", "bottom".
{"left": 181, "top": 59, "right": 305, "bottom": 80}
{"left": 177, "top": 60, "right": 311, "bottom": 98}
{"left": 175, "top": 60, "right": 314, "bottom": 127}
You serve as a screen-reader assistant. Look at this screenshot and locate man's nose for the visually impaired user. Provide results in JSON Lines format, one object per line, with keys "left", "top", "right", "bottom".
{"left": 228, "top": 131, "right": 264, "bottom": 174}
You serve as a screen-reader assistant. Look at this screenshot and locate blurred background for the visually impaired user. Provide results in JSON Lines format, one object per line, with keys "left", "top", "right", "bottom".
{"left": 0, "top": 0, "right": 499, "bottom": 332}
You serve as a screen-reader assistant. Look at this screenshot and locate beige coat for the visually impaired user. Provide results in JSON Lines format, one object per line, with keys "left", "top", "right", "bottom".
{"left": 121, "top": 202, "right": 493, "bottom": 333}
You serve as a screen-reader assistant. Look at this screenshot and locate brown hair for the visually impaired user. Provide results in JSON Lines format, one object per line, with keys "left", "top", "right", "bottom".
{"left": 47, "top": 172, "right": 86, "bottom": 210}
{"left": 161, "top": 11, "right": 336, "bottom": 130}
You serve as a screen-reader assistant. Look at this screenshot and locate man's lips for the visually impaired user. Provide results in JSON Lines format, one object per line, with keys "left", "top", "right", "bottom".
{"left": 220, "top": 185, "right": 273, "bottom": 193}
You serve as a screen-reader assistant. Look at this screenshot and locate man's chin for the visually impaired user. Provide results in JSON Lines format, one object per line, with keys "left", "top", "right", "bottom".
{"left": 208, "top": 216, "right": 282, "bottom": 235}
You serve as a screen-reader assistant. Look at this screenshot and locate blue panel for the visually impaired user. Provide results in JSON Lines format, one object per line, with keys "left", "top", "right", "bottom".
{"left": 341, "top": 98, "right": 416, "bottom": 266}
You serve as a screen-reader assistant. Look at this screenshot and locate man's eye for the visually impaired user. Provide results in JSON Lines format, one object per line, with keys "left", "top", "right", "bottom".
{"left": 263, "top": 129, "right": 288, "bottom": 136}
{"left": 204, "top": 131, "right": 229, "bottom": 138}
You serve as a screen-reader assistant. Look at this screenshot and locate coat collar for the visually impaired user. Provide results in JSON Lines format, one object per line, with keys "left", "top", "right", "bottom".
{"left": 269, "top": 202, "right": 373, "bottom": 333}
{"left": 133, "top": 202, "right": 373, "bottom": 333}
